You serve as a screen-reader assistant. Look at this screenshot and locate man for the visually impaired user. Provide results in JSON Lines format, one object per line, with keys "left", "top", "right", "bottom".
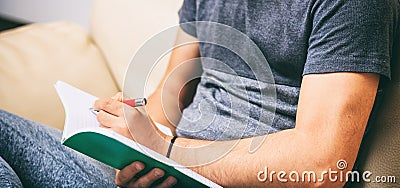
{"left": 0, "top": 0, "right": 398, "bottom": 187}
{"left": 93, "top": 0, "right": 399, "bottom": 187}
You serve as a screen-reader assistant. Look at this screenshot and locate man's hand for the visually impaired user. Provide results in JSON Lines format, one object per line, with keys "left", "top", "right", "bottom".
{"left": 93, "top": 92, "right": 134, "bottom": 139}
{"left": 94, "top": 93, "right": 177, "bottom": 187}
{"left": 115, "top": 161, "right": 177, "bottom": 188}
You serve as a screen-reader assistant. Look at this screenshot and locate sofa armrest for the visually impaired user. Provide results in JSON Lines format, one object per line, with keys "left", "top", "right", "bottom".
{"left": 0, "top": 22, "right": 119, "bottom": 130}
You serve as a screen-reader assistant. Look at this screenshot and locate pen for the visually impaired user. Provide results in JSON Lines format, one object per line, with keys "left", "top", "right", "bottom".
{"left": 123, "top": 98, "right": 147, "bottom": 107}
{"left": 89, "top": 97, "right": 147, "bottom": 115}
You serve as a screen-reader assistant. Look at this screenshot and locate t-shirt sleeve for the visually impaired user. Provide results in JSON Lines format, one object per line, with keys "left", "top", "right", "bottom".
{"left": 178, "top": 0, "right": 197, "bottom": 37}
{"left": 304, "top": 0, "right": 399, "bottom": 79}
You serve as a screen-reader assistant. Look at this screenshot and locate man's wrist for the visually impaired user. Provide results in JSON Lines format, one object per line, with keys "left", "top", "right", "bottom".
{"left": 147, "top": 122, "right": 175, "bottom": 156}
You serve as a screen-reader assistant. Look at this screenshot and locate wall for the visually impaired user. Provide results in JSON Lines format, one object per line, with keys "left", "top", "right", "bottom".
{"left": 0, "top": 0, "right": 92, "bottom": 30}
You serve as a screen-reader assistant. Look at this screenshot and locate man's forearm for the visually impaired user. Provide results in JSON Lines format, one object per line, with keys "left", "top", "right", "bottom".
{"left": 146, "top": 73, "right": 378, "bottom": 187}
{"left": 146, "top": 29, "right": 200, "bottom": 133}
{"left": 161, "top": 128, "right": 349, "bottom": 187}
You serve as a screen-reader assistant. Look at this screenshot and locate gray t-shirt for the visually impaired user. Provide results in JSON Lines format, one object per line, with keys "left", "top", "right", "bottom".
{"left": 176, "top": 0, "right": 399, "bottom": 140}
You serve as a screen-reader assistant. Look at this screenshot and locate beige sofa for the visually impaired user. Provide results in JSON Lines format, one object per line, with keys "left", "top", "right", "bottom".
{"left": 0, "top": 0, "right": 182, "bottom": 130}
{"left": 0, "top": 0, "right": 398, "bottom": 187}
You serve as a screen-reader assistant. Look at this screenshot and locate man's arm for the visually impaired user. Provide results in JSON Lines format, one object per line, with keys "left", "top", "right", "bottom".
{"left": 146, "top": 28, "right": 201, "bottom": 134}
{"left": 164, "top": 72, "right": 379, "bottom": 187}
{"left": 101, "top": 72, "right": 379, "bottom": 187}
{"left": 95, "top": 32, "right": 380, "bottom": 187}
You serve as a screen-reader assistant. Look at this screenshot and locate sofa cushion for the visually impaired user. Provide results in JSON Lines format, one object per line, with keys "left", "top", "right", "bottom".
{"left": 353, "top": 35, "right": 400, "bottom": 187}
{"left": 0, "top": 22, "right": 119, "bottom": 129}
{"left": 90, "top": 0, "right": 183, "bottom": 91}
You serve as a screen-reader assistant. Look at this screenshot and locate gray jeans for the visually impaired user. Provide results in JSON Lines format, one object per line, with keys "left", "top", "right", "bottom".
{"left": 0, "top": 110, "right": 116, "bottom": 187}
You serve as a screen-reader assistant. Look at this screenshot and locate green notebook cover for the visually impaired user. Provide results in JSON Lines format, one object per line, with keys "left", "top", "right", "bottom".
{"left": 55, "top": 81, "right": 222, "bottom": 188}
{"left": 63, "top": 131, "right": 216, "bottom": 187}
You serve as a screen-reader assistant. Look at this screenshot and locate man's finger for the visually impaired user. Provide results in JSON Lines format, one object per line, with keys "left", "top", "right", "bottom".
{"left": 96, "top": 110, "right": 121, "bottom": 128}
{"left": 115, "top": 161, "right": 145, "bottom": 187}
{"left": 154, "top": 176, "right": 178, "bottom": 188}
{"left": 131, "top": 168, "right": 165, "bottom": 188}
{"left": 93, "top": 98, "right": 124, "bottom": 116}
{"left": 111, "top": 92, "right": 123, "bottom": 101}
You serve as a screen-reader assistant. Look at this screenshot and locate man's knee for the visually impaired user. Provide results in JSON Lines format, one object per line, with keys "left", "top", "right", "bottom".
{"left": 0, "top": 156, "right": 23, "bottom": 188}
